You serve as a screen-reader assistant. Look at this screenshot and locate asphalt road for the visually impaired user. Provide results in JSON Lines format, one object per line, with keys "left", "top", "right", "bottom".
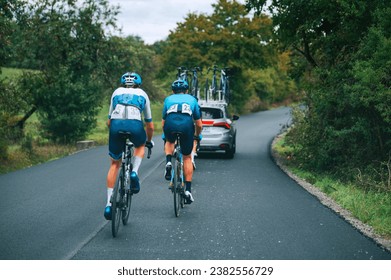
{"left": 0, "top": 107, "right": 390, "bottom": 260}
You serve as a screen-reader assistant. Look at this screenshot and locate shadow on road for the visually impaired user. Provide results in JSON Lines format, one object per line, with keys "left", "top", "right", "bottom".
{"left": 196, "top": 152, "right": 232, "bottom": 160}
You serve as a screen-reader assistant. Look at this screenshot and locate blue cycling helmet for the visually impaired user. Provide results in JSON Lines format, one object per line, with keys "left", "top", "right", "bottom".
{"left": 171, "top": 79, "right": 189, "bottom": 93}
{"left": 120, "top": 72, "right": 142, "bottom": 86}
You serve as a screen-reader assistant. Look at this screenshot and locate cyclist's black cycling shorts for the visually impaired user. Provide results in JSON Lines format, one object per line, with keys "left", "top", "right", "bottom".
{"left": 164, "top": 113, "right": 194, "bottom": 156}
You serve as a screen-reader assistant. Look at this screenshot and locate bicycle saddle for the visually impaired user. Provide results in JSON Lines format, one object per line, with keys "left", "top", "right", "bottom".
{"left": 170, "top": 131, "right": 183, "bottom": 138}
{"left": 119, "top": 131, "right": 132, "bottom": 139}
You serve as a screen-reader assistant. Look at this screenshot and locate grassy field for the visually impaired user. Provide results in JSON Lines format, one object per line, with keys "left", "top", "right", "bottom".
{"left": 273, "top": 134, "right": 391, "bottom": 240}
{"left": 1, "top": 67, "right": 164, "bottom": 173}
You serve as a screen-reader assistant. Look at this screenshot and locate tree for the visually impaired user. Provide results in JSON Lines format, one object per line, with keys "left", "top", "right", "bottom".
{"left": 9, "top": 0, "right": 120, "bottom": 142}
{"left": 159, "top": 0, "right": 293, "bottom": 111}
{"left": 247, "top": 0, "right": 391, "bottom": 188}
{"left": 246, "top": 0, "right": 384, "bottom": 68}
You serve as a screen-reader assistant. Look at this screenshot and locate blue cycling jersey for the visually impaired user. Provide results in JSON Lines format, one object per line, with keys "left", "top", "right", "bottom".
{"left": 162, "top": 93, "right": 201, "bottom": 120}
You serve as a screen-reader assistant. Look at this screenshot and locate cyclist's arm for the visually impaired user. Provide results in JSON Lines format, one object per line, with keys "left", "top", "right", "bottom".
{"left": 194, "top": 119, "right": 202, "bottom": 137}
{"left": 142, "top": 92, "right": 153, "bottom": 123}
{"left": 143, "top": 93, "right": 154, "bottom": 142}
{"left": 161, "top": 97, "right": 169, "bottom": 124}
{"left": 193, "top": 102, "right": 202, "bottom": 137}
{"left": 107, "top": 90, "right": 116, "bottom": 128}
{"left": 145, "top": 122, "right": 154, "bottom": 142}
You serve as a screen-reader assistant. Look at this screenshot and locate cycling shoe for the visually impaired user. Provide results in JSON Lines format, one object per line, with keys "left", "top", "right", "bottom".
{"left": 104, "top": 206, "right": 112, "bottom": 220}
{"left": 164, "top": 162, "right": 172, "bottom": 181}
{"left": 184, "top": 190, "right": 194, "bottom": 204}
{"left": 130, "top": 171, "right": 140, "bottom": 194}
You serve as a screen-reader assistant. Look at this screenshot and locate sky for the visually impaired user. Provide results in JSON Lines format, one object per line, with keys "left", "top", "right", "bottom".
{"left": 108, "top": 0, "right": 246, "bottom": 45}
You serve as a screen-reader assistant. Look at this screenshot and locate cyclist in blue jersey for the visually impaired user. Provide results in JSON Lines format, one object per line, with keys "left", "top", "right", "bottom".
{"left": 104, "top": 72, "right": 154, "bottom": 220}
{"left": 162, "top": 80, "right": 202, "bottom": 204}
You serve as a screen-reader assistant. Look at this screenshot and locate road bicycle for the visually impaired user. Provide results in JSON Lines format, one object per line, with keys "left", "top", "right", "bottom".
{"left": 111, "top": 131, "right": 152, "bottom": 237}
{"left": 169, "top": 132, "right": 186, "bottom": 217}
{"left": 205, "top": 65, "right": 219, "bottom": 101}
{"left": 176, "top": 66, "right": 190, "bottom": 86}
{"left": 190, "top": 67, "right": 202, "bottom": 99}
{"left": 220, "top": 67, "right": 231, "bottom": 104}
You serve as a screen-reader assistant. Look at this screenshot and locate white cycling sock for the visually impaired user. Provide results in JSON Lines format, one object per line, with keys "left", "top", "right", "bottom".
{"left": 132, "top": 156, "right": 142, "bottom": 174}
{"left": 106, "top": 188, "right": 113, "bottom": 206}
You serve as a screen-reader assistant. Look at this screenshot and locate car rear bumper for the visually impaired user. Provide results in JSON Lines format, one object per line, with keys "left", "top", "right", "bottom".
{"left": 199, "top": 134, "right": 234, "bottom": 151}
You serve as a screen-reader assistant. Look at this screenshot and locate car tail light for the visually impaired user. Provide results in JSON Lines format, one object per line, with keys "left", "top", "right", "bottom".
{"left": 202, "top": 120, "right": 214, "bottom": 126}
{"left": 213, "top": 122, "right": 231, "bottom": 129}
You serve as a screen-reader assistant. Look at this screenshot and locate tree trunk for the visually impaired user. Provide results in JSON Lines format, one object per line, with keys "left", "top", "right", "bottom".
{"left": 14, "top": 106, "right": 37, "bottom": 129}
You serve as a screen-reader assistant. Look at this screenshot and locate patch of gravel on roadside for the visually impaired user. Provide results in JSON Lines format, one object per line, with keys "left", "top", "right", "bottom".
{"left": 271, "top": 133, "right": 391, "bottom": 253}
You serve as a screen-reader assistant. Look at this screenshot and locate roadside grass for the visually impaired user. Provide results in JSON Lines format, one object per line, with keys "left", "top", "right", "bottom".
{"left": 0, "top": 143, "right": 77, "bottom": 174}
{"left": 273, "top": 134, "right": 391, "bottom": 239}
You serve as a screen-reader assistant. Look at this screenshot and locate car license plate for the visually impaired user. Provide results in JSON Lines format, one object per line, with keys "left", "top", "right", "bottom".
{"left": 202, "top": 127, "right": 211, "bottom": 133}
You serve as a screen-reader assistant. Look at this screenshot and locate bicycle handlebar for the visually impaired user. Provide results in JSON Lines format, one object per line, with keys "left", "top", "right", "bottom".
{"left": 192, "top": 66, "right": 202, "bottom": 73}
{"left": 207, "top": 65, "right": 219, "bottom": 74}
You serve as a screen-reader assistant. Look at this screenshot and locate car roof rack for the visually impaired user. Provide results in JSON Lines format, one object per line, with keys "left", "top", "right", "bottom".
{"left": 197, "top": 87, "right": 228, "bottom": 106}
{"left": 198, "top": 99, "right": 227, "bottom": 107}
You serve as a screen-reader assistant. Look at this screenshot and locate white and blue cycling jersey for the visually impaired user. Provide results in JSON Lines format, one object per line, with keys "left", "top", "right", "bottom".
{"left": 109, "top": 87, "right": 152, "bottom": 123}
{"left": 108, "top": 87, "right": 152, "bottom": 159}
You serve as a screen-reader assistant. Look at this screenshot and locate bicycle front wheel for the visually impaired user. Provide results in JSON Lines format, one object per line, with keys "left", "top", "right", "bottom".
{"left": 172, "top": 158, "right": 181, "bottom": 217}
{"left": 111, "top": 166, "right": 123, "bottom": 237}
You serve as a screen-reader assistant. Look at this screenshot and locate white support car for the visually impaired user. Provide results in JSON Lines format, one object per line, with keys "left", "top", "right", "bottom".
{"left": 198, "top": 100, "right": 239, "bottom": 159}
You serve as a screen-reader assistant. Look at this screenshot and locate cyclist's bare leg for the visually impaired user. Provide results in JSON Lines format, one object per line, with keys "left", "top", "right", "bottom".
{"left": 191, "top": 140, "right": 197, "bottom": 169}
{"left": 183, "top": 155, "right": 193, "bottom": 182}
{"left": 106, "top": 159, "right": 121, "bottom": 205}
{"left": 183, "top": 154, "right": 195, "bottom": 203}
{"left": 164, "top": 141, "right": 175, "bottom": 156}
{"left": 107, "top": 159, "right": 121, "bottom": 188}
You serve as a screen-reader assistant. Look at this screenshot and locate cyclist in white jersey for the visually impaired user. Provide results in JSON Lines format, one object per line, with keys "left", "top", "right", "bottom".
{"left": 104, "top": 72, "right": 154, "bottom": 220}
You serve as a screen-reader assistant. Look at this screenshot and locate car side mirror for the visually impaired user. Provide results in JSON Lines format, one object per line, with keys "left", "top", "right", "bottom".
{"left": 232, "top": 115, "right": 239, "bottom": 121}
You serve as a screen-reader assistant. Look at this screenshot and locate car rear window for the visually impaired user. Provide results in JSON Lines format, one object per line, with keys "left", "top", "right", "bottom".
{"left": 201, "top": 108, "right": 224, "bottom": 119}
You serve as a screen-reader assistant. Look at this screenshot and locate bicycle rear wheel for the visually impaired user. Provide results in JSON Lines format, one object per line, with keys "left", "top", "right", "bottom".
{"left": 111, "top": 166, "right": 123, "bottom": 237}
{"left": 172, "top": 158, "right": 181, "bottom": 217}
